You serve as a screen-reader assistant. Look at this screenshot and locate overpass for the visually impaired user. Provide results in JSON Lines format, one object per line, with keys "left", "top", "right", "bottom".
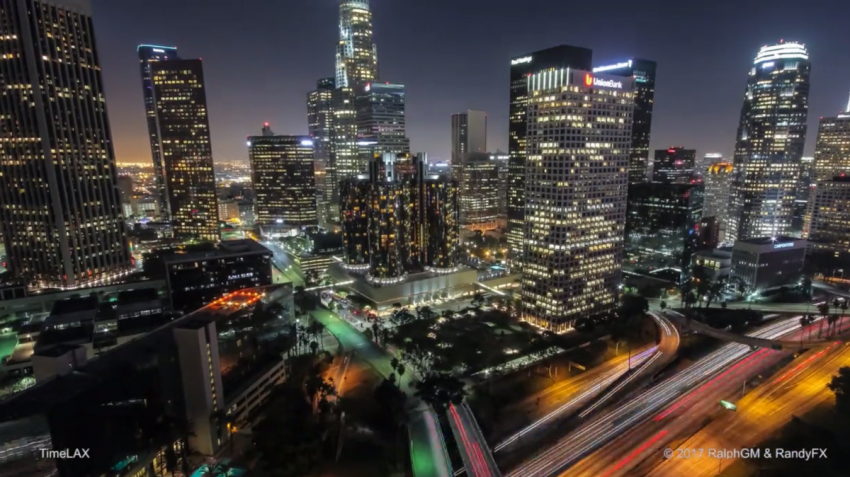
{"left": 660, "top": 309, "right": 848, "bottom": 351}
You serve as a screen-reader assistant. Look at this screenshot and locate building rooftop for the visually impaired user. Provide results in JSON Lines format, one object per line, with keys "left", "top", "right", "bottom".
{"left": 737, "top": 236, "right": 799, "bottom": 246}
{"left": 165, "top": 239, "right": 271, "bottom": 264}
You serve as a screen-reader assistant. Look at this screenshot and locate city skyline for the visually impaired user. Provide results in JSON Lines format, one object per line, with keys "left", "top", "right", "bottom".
{"left": 94, "top": 0, "right": 850, "bottom": 165}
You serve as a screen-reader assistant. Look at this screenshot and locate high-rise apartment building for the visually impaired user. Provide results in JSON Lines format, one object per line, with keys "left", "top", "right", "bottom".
{"left": 452, "top": 153, "right": 500, "bottom": 231}
{"left": 507, "top": 45, "right": 593, "bottom": 270}
{"left": 150, "top": 59, "right": 219, "bottom": 242}
{"left": 307, "top": 77, "right": 336, "bottom": 224}
{"left": 0, "top": 0, "right": 132, "bottom": 289}
{"left": 451, "top": 110, "right": 487, "bottom": 163}
{"left": 652, "top": 147, "right": 697, "bottom": 184}
{"left": 728, "top": 41, "right": 810, "bottom": 242}
{"left": 703, "top": 162, "right": 734, "bottom": 237}
{"left": 521, "top": 68, "right": 634, "bottom": 331}
{"left": 592, "top": 58, "right": 657, "bottom": 184}
{"left": 248, "top": 125, "right": 317, "bottom": 229}
{"left": 357, "top": 82, "right": 410, "bottom": 155}
{"left": 813, "top": 112, "right": 850, "bottom": 183}
{"left": 803, "top": 177, "right": 850, "bottom": 260}
{"left": 138, "top": 44, "right": 179, "bottom": 220}
{"left": 335, "top": 0, "right": 378, "bottom": 89}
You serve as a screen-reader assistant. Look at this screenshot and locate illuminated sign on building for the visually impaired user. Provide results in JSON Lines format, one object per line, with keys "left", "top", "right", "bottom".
{"left": 773, "top": 242, "right": 795, "bottom": 249}
{"left": 592, "top": 60, "right": 632, "bottom": 73}
{"left": 511, "top": 56, "right": 532, "bottom": 66}
{"left": 153, "top": 48, "right": 165, "bottom": 53}
{"left": 591, "top": 77, "right": 623, "bottom": 89}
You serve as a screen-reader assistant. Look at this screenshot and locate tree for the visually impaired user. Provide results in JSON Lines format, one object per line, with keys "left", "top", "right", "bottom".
{"left": 818, "top": 303, "right": 830, "bottom": 338}
{"left": 841, "top": 302, "right": 848, "bottom": 334}
{"left": 416, "top": 306, "right": 437, "bottom": 322}
{"left": 660, "top": 301, "right": 667, "bottom": 312}
{"left": 618, "top": 294, "right": 649, "bottom": 319}
{"left": 827, "top": 367, "right": 850, "bottom": 420}
{"left": 705, "top": 277, "right": 726, "bottom": 309}
{"left": 415, "top": 372, "right": 467, "bottom": 410}
{"left": 253, "top": 384, "right": 325, "bottom": 476}
{"left": 309, "top": 340, "right": 319, "bottom": 355}
{"left": 392, "top": 308, "right": 416, "bottom": 326}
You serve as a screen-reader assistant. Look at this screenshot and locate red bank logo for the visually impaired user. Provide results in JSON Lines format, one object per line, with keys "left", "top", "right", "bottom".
{"left": 584, "top": 73, "right": 593, "bottom": 86}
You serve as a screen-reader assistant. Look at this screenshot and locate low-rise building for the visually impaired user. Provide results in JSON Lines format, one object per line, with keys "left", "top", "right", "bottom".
{"left": 731, "top": 237, "right": 806, "bottom": 294}
{"left": 165, "top": 240, "right": 273, "bottom": 315}
{"left": 691, "top": 246, "right": 733, "bottom": 281}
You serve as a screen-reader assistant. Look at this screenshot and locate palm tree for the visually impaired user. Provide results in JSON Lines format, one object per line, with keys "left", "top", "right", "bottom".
{"left": 828, "top": 314, "right": 839, "bottom": 338}
{"left": 840, "top": 302, "right": 848, "bottom": 334}
{"left": 818, "top": 303, "right": 830, "bottom": 339}
{"left": 799, "top": 316, "right": 809, "bottom": 347}
{"left": 660, "top": 301, "right": 667, "bottom": 312}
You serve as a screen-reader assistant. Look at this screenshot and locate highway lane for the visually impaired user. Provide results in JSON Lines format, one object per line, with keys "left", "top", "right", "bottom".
{"left": 506, "top": 317, "right": 801, "bottom": 477}
{"left": 558, "top": 314, "right": 842, "bottom": 477}
{"left": 449, "top": 402, "right": 502, "bottom": 477}
{"left": 643, "top": 341, "right": 850, "bottom": 477}
{"left": 493, "top": 313, "right": 678, "bottom": 457}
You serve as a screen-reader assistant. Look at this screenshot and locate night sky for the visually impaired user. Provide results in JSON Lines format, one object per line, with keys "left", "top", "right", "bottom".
{"left": 94, "top": 0, "right": 850, "bottom": 165}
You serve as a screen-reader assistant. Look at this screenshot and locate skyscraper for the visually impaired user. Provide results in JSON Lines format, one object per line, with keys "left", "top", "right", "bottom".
{"left": 248, "top": 125, "right": 317, "bottom": 229}
{"left": 652, "top": 147, "right": 697, "bottom": 184}
{"left": 698, "top": 153, "right": 724, "bottom": 178}
{"left": 451, "top": 110, "right": 487, "bottom": 163}
{"left": 803, "top": 177, "right": 850, "bottom": 260}
{"left": 452, "top": 152, "right": 500, "bottom": 232}
{"left": 331, "top": 87, "right": 360, "bottom": 185}
{"left": 521, "top": 68, "right": 634, "bottom": 331}
{"left": 138, "top": 44, "right": 179, "bottom": 220}
{"left": 151, "top": 59, "right": 219, "bottom": 242}
{"left": 592, "top": 58, "right": 657, "bottom": 184}
{"left": 335, "top": 0, "right": 378, "bottom": 89}
{"left": 507, "top": 45, "right": 593, "bottom": 270}
{"left": 357, "top": 82, "right": 410, "bottom": 155}
{"left": 0, "top": 0, "right": 132, "bottom": 289}
{"left": 703, "top": 162, "right": 734, "bottom": 238}
{"left": 728, "top": 41, "right": 810, "bottom": 242}
{"left": 307, "top": 77, "right": 336, "bottom": 224}
{"left": 625, "top": 183, "right": 703, "bottom": 282}
{"left": 812, "top": 111, "right": 850, "bottom": 183}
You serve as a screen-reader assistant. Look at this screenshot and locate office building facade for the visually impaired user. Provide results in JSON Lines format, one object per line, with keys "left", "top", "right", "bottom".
{"left": 138, "top": 44, "right": 179, "bottom": 220}
{"left": 357, "top": 82, "right": 410, "bottom": 156}
{"left": 652, "top": 147, "right": 696, "bottom": 184}
{"left": 625, "top": 183, "right": 704, "bottom": 282}
{"left": 698, "top": 153, "right": 724, "bottom": 178}
{"left": 451, "top": 110, "right": 487, "bottom": 163}
{"left": 703, "top": 162, "right": 734, "bottom": 237}
{"left": 507, "top": 45, "right": 593, "bottom": 270}
{"left": 731, "top": 236, "right": 806, "bottom": 293}
{"left": 452, "top": 153, "right": 500, "bottom": 231}
{"left": 248, "top": 125, "right": 317, "bottom": 228}
{"left": 150, "top": 59, "right": 219, "bottom": 242}
{"left": 492, "top": 152, "right": 510, "bottom": 221}
{"left": 0, "top": 0, "right": 132, "bottom": 289}
{"left": 307, "top": 77, "right": 336, "bottom": 224}
{"left": 521, "top": 68, "right": 634, "bottom": 331}
{"left": 592, "top": 58, "right": 657, "bottom": 184}
{"left": 813, "top": 113, "right": 850, "bottom": 183}
{"left": 803, "top": 177, "right": 850, "bottom": 259}
{"left": 728, "top": 41, "right": 810, "bottom": 242}
{"left": 165, "top": 240, "right": 272, "bottom": 314}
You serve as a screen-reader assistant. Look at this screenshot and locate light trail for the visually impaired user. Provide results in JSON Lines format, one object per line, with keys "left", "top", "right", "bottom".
{"left": 507, "top": 317, "right": 800, "bottom": 477}
{"left": 493, "top": 347, "right": 659, "bottom": 453}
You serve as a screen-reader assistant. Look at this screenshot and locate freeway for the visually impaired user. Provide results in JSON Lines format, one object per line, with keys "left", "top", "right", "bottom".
{"left": 449, "top": 402, "right": 502, "bottom": 477}
{"left": 555, "top": 314, "right": 838, "bottom": 477}
{"left": 643, "top": 341, "right": 850, "bottom": 477}
{"left": 507, "top": 317, "right": 802, "bottom": 477}
{"left": 311, "top": 309, "right": 453, "bottom": 477}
